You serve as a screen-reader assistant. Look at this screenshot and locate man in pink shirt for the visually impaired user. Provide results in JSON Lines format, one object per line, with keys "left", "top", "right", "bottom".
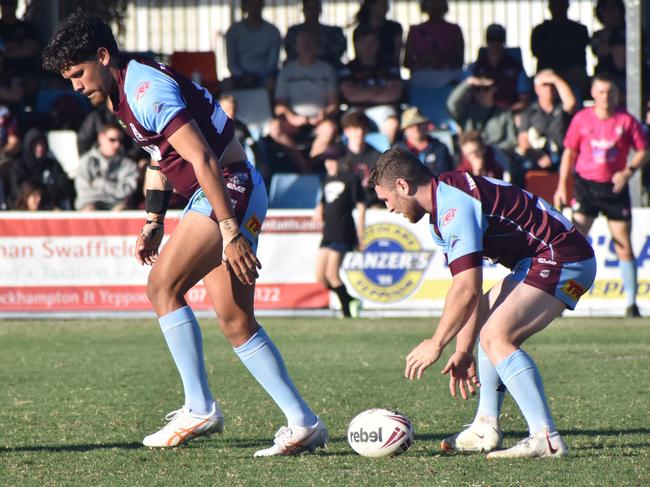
{"left": 554, "top": 73, "right": 648, "bottom": 317}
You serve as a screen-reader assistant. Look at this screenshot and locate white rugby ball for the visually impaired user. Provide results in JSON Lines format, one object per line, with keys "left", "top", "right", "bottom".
{"left": 347, "top": 408, "right": 414, "bottom": 457}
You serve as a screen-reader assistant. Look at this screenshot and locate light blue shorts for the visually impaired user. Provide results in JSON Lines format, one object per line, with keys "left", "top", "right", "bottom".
{"left": 510, "top": 256, "right": 597, "bottom": 310}
{"left": 181, "top": 160, "right": 268, "bottom": 253}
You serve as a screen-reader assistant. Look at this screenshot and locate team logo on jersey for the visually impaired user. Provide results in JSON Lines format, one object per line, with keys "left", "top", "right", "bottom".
{"left": 135, "top": 81, "right": 151, "bottom": 102}
{"left": 440, "top": 208, "right": 457, "bottom": 227}
{"left": 561, "top": 279, "right": 585, "bottom": 300}
{"left": 342, "top": 223, "right": 434, "bottom": 303}
{"left": 245, "top": 214, "right": 262, "bottom": 237}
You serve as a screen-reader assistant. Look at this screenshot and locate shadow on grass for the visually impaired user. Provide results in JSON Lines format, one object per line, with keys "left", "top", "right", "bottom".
{"left": 0, "top": 442, "right": 143, "bottom": 454}
{"left": 4, "top": 428, "right": 649, "bottom": 456}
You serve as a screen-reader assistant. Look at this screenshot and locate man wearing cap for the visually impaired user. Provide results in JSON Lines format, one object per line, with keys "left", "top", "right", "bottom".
{"left": 469, "top": 24, "right": 531, "bottom": 112}
{"left": 393, "top": 106, "right": 453, "bottom": 175}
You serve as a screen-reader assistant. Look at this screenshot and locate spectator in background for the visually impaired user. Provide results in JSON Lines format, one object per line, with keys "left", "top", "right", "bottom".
{"left": 270, "top": 29, "right": 338, "bottom": 172}
{"left": 224, "top": 0, "right": 281, "bottom": 93}
{"left": 313, "top": 145, "right": 364, "bottom": 319}
{"left": 393, "top": 106, "right": 453, "bottom": 175}
{"left": 447, "top": 76, "right": 518, "bottom": 166}
{"left": 470, "top": 24, "right": 531, "bottom": 112}
{"left": 517, "top": 70, "right": 576, "bottom": 174}
{"left": 339, "top": 110, "right": 383, "bottom": 207}
{"left": 404, "top": 0, "right": 464, "bottom": 73}
{"left": 340, "top": 26, "right": 403, "bottom": 144}
{"left": 594, "top": 30, "right": 650, "bottom": 108}
{"left": 351, "top": 0, "right": 402, "bottom": 68}
{"left": 456, "top": 131, "right": 505, "bottom": 180}
{"left": 75, "top": 123, "right": 139, "bottom": 211}
{"left": 592, "top": 0, "right": 626, "bottom": 72}
{"left": 284, "top": 0, "right": 347, "bottom": 69}
{"left": 77, "top": 103, "right": 117, "bottom": 155}
{"left": 0, "top": 103, "right": 20, "bottom": 206}
{"left": 554, "top": 74, "right": 648, "bottom": 318}
{"left": 12, "top": 179, "right": 44, "bottom": 210}
{"left": 12, "top": 128, "right": 74, "bottom": 210}
{"left": 531, "top": 0, "right": 590, "bottom": 100}
{"left": 0, "top": 0, "right": 40, "bottom": 105}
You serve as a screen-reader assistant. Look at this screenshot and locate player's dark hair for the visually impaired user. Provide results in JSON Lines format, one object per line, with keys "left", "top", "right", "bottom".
{"left": 594, "top": 0, "right": 625, "bottom": 25}
{"left": 42, "top": 12, "right": 119, "bottom": 73}
{"left": 368, "top": 147, "right": 432, "bottom": 188}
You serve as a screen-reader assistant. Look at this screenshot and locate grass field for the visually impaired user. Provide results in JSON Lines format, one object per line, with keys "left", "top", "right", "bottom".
{"left": 1, "top": 316, "right": 649, "bottom": 486}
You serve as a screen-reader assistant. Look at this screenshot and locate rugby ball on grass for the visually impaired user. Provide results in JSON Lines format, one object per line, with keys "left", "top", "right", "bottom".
{"left": 347, "top": 408, "right": 414, "bottom": 457}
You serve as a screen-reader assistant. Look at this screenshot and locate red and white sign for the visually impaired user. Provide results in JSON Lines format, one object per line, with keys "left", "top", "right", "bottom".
{"left": 1, "top": 209, "right": 649, "bottom": 316}
{"left": 0, "top": 211, "right": 327, "bottom": 313}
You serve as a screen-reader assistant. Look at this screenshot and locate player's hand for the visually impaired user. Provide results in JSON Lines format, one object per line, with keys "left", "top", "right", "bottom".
{"left": 135, "top": 221, "right": 164, "bottom": 266}
{"left": 611, "top": 169, "right": 631, "bottom": 193}
{"left": 405, "top": 339, "right": 443, "bottom": 380}
{"left": 223, "top": 234, "right": 261, "bottom": 286}
{"left": 441, "top": 351, "right": 480, "bottom": 400}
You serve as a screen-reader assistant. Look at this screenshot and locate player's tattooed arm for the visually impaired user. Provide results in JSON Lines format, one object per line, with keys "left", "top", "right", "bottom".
{"left": 166, "top": 120, "right": 261, "bottom": 285}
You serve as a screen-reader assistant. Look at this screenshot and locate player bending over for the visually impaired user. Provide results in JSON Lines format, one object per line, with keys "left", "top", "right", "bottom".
{"left": 369, "top": 148, "right": 596, "bottom": 458}
{"left": 42, "top": 13, "right": 327, "bottom": 456}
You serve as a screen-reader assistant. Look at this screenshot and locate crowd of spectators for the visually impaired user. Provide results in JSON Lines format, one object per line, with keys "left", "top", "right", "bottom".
{"left": 0, "top": 0, "right": 649, "bottom": 212}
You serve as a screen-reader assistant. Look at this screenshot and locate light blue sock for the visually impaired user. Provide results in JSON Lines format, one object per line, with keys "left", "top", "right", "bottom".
{"left": 234, "top": 326, "right": 317, "bottom": 427}
{"left": 620, "top": 259, "right": 638, "bottom": 306}
{"left": 159, "top": 306, "right": 213, "bottom": 415}
{"left": 475, "top": 342, "right": 506, "bottom": 420}
{"left": 495, "top": 349, "right": 556, "bottom": 435}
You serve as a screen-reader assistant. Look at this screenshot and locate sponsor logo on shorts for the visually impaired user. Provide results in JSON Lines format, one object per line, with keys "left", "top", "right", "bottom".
{"left": 135, "top": 81, "right": 151, "bottom": 102}
{"left": 342, "top": 223, "right": 433, "bottom": 303}
{"left": 227, "top": 182, "right": 246, "bottom": 193}
{"left": 537, "top": 257, "right": 557, "bottom": 265}
{"left": 540, "top": 269, "right": 550, "bottom": 278}
{"left": 245, "top": 214, "right": 262, "bottom": 237}
{"left": 440, "top": 208, "right": 457, "bottom": 227}
{"left": 561, "top": 279, "right": 586, "bottom": 300}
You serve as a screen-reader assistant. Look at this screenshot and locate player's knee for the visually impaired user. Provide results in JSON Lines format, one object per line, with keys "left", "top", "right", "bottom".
{"left": 217, "top": 314, "right": 254, "bottom": 343}
{"left": 478, "top": 328, "right": 506, "bottom": 357}
{"left": 146, "top": 272, "right": 177, "bottom": 307}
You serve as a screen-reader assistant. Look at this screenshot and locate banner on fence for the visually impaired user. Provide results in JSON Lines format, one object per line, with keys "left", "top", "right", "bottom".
{"left": 1, "top": 209, "right": 648, "bottom": 315}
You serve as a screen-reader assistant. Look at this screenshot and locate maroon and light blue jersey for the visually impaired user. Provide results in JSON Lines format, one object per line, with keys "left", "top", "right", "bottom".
{"left": 429, "top": 172, "right": 594, "bottom": 276}
{"left": 109, "top": 57, "right": 235, "bottom": 198}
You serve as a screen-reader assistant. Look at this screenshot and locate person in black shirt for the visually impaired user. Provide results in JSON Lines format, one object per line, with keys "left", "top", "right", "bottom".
{"left": 313, "top": 145, "right": 365, "bottom": 318}
{"left": 12, "top": 128, "right": 74, "bottom": 209}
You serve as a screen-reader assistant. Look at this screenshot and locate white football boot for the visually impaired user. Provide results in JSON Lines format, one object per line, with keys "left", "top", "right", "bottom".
{"left": 254, "top": 417, "right": 329, "bottom": 457}
{"left": 486, "top": 427, "right": 568, "bottom": 459}
{"left": 143, "top": 402, "right": 224, "bottom": 448}
{"left": 440, "top": 416, "right": 503, "bottom": 453}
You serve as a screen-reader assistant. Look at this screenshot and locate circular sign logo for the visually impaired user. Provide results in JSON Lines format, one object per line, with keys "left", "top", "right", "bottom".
{"left": 343, "top": 223, "right": 433, "bottom": 303}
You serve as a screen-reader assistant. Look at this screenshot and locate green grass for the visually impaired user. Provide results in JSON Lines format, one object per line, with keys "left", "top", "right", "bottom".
{"left": 1, "top": 317, "right": 649, "bottom": 486}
